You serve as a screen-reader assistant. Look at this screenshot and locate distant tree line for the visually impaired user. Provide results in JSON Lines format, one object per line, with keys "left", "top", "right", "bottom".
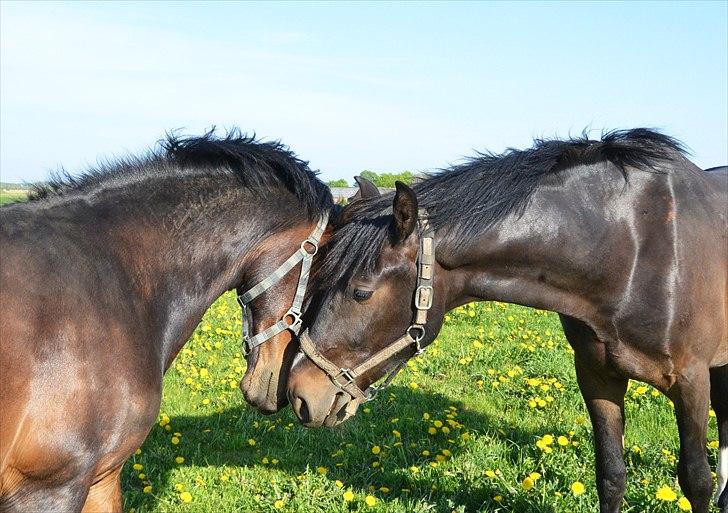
{"left": 326, "top": 170, "right": 415, "bottom": 188}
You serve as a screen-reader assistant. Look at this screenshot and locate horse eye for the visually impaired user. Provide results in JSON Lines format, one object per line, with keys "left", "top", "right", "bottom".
{"left": 352, "top": 289, "right": 373, "bottom": 302}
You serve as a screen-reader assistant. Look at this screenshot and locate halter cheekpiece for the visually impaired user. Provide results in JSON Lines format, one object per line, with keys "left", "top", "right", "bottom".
{"left": 299, "top": 208, "right": 435, "bottom": 401}
{"left": 237, "top": 212, "right": 329, "bottom": 355}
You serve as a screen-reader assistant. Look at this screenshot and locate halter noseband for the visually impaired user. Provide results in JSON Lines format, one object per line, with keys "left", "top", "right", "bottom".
{"left": 299, "top": 208, "right": 435, "bottom": 402}
{"left": 237, "top": 212, "right": 329, "bottom": 356}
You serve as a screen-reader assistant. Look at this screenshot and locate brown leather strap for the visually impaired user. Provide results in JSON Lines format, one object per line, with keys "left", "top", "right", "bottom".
{"left": 298, "top": 331, "right": 370, "bottom": 401}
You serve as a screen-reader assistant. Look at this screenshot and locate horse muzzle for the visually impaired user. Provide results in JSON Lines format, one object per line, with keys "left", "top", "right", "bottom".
{"left": 286, "top": 359, "right": 362, "bottom": 427}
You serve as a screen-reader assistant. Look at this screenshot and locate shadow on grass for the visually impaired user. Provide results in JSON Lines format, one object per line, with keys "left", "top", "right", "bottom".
{"left": 123, "top": 385, "right": 567, "bottom": 513}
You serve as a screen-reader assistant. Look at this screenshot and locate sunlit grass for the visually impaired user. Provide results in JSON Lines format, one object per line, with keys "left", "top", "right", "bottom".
{"left": 123, "top": 293, "right": 718, "bottom": 512}
{"left": 0, "top": 189, "right": 29, "bottom": 205}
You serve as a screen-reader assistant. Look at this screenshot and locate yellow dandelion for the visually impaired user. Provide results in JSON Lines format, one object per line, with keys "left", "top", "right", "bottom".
{"left": 273, "top": 499, "right": 284, "bottom": 509}
{"left": 247, "top": 438, "right": 256, "bottom": 446}
{"left": 179, "top": 491, "right": 192, "bottom": 503}
{"left": 371, "top": 446, "right": 381, "bottom": 455}
{"left": 335, "top": 480, "right": 344, "bottom": 488}
{"left": 655, "top": 485, "right": 677, "bottom": 502}
{"left": 521, "top": 477, "right": 535, "bottom": 490}
{"left": 677, "top": 496, "right": 692, "bottom": 511}
{"left": 343, "top": 490, "right": 355, "bottom": 502}
{"left": 364, "top": 495, "right": 377, "bottom": 506}
{"left": 143, "top": 485, "right": 152, "bottom": 494}
{"left": 557, "top": 436, "right": 569, "bottom": 446}
{"left": 171, "top": 437, "right": 180, "bottom": 445}
{"left": 175, "top": 456, "right": 184, "bottom": 464}
{"left": 571, "top": 481, "right": 585, "bottom": 496}
{"left": 133, "top": 463, "right": 143, "bottom": 471}
{"left": 316, "top": 466, "right": 328, "bottom": 475}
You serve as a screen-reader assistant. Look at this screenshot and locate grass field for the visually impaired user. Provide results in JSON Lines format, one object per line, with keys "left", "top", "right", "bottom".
{"left": 0, "top": 189, "right": 29, "bottom": 205}
{"left": 121, "top": 293, "right": 720, "bottom": 512}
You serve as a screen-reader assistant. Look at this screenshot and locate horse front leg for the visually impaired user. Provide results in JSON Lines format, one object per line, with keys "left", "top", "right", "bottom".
{"left": 711, "top": 365, "right": 728, "bottom": 512}
{"left": 667, "top": 364, "right": 713, "bottom": 513}
{"left": 574, "top": 355, "right": 628, "bottom": 513}
{"left": 81, "top": 466, "right": 123, "bottom": 513}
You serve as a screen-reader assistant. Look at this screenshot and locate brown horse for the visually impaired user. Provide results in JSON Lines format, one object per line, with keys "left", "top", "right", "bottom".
{"left": 285, "top": 130, "right": 727, "bottom": 513}
{"left": 0, "top": 130, "right": 332, "bottom": 512}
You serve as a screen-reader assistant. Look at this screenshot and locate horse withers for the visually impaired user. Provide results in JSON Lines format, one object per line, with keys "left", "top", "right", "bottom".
{"left": 287, "top": 130, "right": 727, "bottom": 513}
{"left": 0, "top": 130, "right": 333, "bottom": 512}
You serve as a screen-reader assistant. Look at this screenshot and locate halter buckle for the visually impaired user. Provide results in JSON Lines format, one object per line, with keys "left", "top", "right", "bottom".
{"left": 414, "top": 286, "right": 433, "bottom": 310}
{"left": 334, "top": 368, "right": 357, "bottom": 386}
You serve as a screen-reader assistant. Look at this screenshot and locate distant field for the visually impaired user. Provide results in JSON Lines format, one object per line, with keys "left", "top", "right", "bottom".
{"left": 121, "top": 294, "right": 718, "bottom": 513}
{"left": 0, "top": 189, "right": 29, "bottom": 205}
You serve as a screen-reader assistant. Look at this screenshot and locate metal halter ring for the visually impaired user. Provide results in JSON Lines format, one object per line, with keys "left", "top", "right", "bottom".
{"left": 407, "top": 325, "right": 426, "bottom": 342}
{"left": 283, "top": 309, "right": 303, "bottom": 331}
{"left": 301, "top": 239, "right": 319, "bottom": 256}
{"left": 407, "top": 325, "right": 426, "bottom": 355}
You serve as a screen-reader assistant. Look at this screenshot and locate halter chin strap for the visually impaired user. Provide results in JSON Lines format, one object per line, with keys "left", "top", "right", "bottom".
{"left": 237, "top": 212, "right": 329, "bottom": 356}
{"left": 298, "top": 208, "right": 434, "bottom": 401}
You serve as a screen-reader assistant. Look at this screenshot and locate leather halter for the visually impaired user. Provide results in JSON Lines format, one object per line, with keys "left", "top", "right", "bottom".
{"left": 237, "top": 212, "right": 329, "bottom": 356}
{"left": 298, "top": 209, "right": 434, "bottom": 401}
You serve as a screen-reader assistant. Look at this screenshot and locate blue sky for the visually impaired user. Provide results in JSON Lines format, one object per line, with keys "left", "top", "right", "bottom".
{"left": 1, "top": 1, "right": 726, "bottom": 183}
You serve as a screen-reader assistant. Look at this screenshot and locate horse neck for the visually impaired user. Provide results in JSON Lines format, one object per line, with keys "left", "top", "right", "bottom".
{"left": 436, "top": 164, "right": 654, "bottom": 324}
{"left": 95, "top": 178, "right": 309, "bottom": 368}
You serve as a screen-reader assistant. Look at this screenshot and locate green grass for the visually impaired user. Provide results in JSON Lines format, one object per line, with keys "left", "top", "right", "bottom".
{"left": 0, "top": 189, "right": 29, "bottom": 205}
{"left": 120, "top": 294, "right": 717, "bottom": 512}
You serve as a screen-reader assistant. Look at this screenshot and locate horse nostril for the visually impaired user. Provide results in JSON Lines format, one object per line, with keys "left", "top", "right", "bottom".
{"left": 291, "top": 394, "right": 311, "bottom": 424}
{"left": 335, "top": 400, "right": 350, "bottom": 423}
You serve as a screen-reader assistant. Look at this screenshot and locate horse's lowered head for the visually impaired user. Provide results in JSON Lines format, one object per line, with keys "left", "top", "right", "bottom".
{"left": 240, "top": 176, "right": 381, "bottom": 414}
{"left": 287, "top": 182, "right": 447, "bottom": 427}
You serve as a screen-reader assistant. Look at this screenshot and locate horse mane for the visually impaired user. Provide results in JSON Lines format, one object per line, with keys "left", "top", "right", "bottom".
{"left": 27, "top": 128, "right": 333, "bottom": 219}
{"left": 315, "top": 128, "right": 688, "bottom": 288}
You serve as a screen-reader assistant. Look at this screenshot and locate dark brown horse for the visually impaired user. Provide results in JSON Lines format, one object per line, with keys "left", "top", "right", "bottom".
{"left": 0, "top": 130, "right": 333, "bottom": 512}
{"left": 285, "top": 130, "right": 727, "bottom": 513}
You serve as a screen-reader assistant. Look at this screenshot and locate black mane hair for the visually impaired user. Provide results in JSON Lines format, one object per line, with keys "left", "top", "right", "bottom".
{"left": 27, "top": 128, "right": 333, "bottom": 219}
{"left": 316, "top": 128, "right": 688, "bottom": 288}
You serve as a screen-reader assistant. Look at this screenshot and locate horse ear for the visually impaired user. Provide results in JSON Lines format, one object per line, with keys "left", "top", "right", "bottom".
{"left": 348, "top": 176, "right": 380, "bottom": 203}
{"left": 391, "top": 181, "right": 418, "bottom": 243}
